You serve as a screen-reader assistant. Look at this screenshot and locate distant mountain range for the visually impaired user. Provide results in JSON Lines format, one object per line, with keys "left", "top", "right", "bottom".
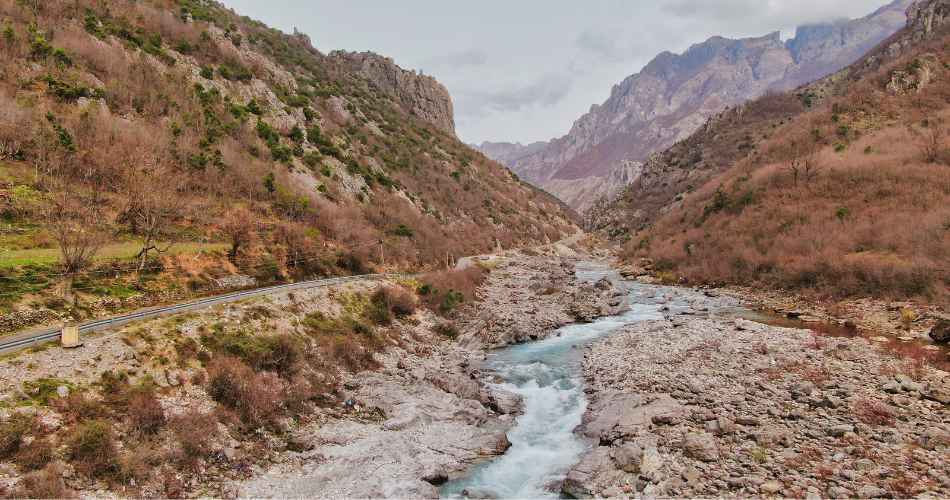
{"left": 474, "top": 0, "right": 913, "bottom": 211}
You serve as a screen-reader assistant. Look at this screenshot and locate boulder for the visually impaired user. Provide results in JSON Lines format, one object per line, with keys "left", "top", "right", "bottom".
{"left": 682, "top": 432, "right": 719, "bottom": 462}
{"left": 611, "top": 443, "right": 644, "bottom": 473}
{"left": 929, "top": 319, "right": 950, "bottom": 343}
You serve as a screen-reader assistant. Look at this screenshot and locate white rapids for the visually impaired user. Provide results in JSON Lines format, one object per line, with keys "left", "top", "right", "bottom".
{"left": 441, "top": 264, "right": 669, "bottom": 499}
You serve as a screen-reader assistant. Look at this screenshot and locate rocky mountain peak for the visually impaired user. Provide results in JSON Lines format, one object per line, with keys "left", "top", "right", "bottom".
{"left": 475, "top": 0, "right": 912, "bottom": 212}
{"left": 330, "top": 51, "right": 456, "bottom": 136}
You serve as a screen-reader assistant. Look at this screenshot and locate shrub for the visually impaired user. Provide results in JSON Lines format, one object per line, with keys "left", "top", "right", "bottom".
{"left": 171, "top": 410, "right": 219, "bottom": 465}
{"left": 54, "top": 393, "right": 108, "bottom": 423}
{"left": 66, "top": 420, "right": 119, "bottom": 479}
{"left": 852, "top": 398, "right": 896, "bottom": 426}
{"left": 313, "top": 334, "right": 380, "bottom": 373}
{"left": 205, "top": 357, "right": 283, "bottom": 428}
{"left": 13, "top": 463, "right": 73, "bottom": 499}
{"left": 201, "top": 332, "right": 302, "bottom": 377}
{"left": 0, "top": 413, "right": 35, "bottom": 459}
{"left": 15, "top": 439, "right": 54, "bottom": 471}
{"left": 373, "top": 286, "right": 417, "bottom": 318}
{"left": 128, "top": 388, "right": 166, "bottom": 435}
{"left": 419, "top": 267, "right": 487, "bottom": 314}
{"left": 433, "top": 321, "right": 460, "bottom": 339}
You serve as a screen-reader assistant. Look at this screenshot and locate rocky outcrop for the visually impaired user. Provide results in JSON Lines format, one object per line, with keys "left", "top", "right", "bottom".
{"left": 331, "top": 51, "right": 456, "bottom": 136}
{"left": 476, "top": 1, "right": 911, "bottom": 212}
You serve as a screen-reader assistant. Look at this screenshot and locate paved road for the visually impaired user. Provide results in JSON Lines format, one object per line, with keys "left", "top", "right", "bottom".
{"left": 0, "top": 273, "right": 397, "bottom": 354}
{"left": 0, "top": 231, "right": 588, "bottom": 355}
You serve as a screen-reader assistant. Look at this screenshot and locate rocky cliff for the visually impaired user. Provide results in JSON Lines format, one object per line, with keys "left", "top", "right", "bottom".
{"left": 476, "top": 0, "right": 912, "bottom": 212}
{"left": 331, "top": 51, "right": 456, "bottom": 136}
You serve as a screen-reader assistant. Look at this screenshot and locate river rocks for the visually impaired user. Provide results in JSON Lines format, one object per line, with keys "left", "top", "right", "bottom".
{"left": 569, "top": 284, "right": 950, "bottom": 498}
{"left": 682, "top": 432, "right": 719, "bottom": 462}
{"left": 581, "top": 392, "right": 686, "bottom": 443}
{"left": 458, "top": 255, "right": 625, "bottom": 348}
{"left": 611, "top": 442, "right": 644, "bottom": 473}
{"left": 931, "top": 319, "right": 950, "bottom": 343}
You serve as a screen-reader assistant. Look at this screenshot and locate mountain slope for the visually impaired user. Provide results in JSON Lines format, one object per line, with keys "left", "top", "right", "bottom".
{"left": 477, "top": 0, "right": 912, "bottom": 211}
{"left": 602, "top": 0, "right": 950, "bottom": 302}
{"left": 0, "top": 0, "right": 575, "bottom": 322}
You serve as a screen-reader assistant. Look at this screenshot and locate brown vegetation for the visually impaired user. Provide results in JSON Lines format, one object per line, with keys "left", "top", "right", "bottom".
{"left": 621, "top": 34, "right": 950, "bottom": 303}
{"left": 419, "top": 267, "right": 488, "bottom": 313}
{"left": 852, "top": 397, "right": 897, "bottom": 426}
{"left": 0, "top": 0, "right": 574, "bottom": 317}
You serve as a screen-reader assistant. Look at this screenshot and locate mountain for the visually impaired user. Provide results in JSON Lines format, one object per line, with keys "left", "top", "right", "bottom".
{"left": 475, "top": 0, "right": 913, "bottom": 212}
{"left": 597, "top": 0, "right": 950, "bottom": 302}
{"left": 0, "top": 0, "right": 575, "bottom": 321}
{"left": 330, "top": 51, "right": 456, "bottom": 136}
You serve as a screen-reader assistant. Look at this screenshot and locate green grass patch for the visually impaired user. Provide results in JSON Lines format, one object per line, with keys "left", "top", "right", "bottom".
{"left": 0, "top": 242, "right": 229, "bottom": 269}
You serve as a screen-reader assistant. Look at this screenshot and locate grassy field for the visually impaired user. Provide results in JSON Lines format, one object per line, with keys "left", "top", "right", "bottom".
{"left": 0, "top": 242, "right": 229, "bottom": 269}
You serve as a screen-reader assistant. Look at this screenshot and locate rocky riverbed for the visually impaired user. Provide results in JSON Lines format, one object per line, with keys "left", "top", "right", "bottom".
{"left": 567, "top": 285, "right": 950, "bottom": 499}
{"left": 232, "top": 252, "right": 627, "bottom": 498}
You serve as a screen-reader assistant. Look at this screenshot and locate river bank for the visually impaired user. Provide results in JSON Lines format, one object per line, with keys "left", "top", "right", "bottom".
{"left": 232, "top": 250, "right": 628, "bottom": 497}
{"left": 0, "top": 244, "right": 627, "bottom": 498}
{"left": 569, "top": 284, "right": 950, "bottom": 499}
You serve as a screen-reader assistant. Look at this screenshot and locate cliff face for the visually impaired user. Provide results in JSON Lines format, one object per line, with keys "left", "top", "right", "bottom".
{"left": 331, "top": 51, "right": 456, "bottom": 136}
{"left": 476, "top": 0, "right": 912, "bottom": 212}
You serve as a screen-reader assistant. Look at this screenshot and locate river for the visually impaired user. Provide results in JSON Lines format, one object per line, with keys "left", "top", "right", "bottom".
{"left": 441, "top": 263, "right": 681, "bottom": 498}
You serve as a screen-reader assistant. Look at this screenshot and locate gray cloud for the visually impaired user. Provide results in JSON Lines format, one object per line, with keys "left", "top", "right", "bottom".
{"left": 421, "top": 48, "right": 488, "bottom": 69}
{"left": 575, "top": 30, "right": 631, "bottom": 62}
{"left": 460, "top": 74, "right": 574, "bottom": 116}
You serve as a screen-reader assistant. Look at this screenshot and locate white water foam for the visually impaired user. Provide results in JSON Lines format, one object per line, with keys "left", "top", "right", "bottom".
{"left": 441, "top": 273, "right": 666, "bottom": 499}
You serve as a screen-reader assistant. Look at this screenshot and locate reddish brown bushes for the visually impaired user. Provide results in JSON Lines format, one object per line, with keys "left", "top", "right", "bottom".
{"left": 170, "top": 410, "right": 219, "bottom": 465}
{"left": 12, "top": 463, "right": 74, "bottom": 498}
{"left": 206, "top": 357, "right": 283, "bottom": 428}
{"left": 852, "top": 398, "right": 897, "bottom": 426}
{"left": 420, "top": 267, "right": 488, "bottom": 314}
{"left": 65, "top": 419, "right": 119, "bottom": 479}
{"left": 127, "top": 388, "right": 166, "bottom": 436}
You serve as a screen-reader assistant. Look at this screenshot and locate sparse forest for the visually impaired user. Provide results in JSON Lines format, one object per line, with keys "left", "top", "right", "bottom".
{"left": 0, "top": 0, "right": 574, "bottom": 323}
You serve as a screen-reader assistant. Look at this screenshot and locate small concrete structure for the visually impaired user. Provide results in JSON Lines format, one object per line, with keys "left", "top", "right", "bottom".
{"left": 61, "top": 323, "right": 83, "bottom": 348}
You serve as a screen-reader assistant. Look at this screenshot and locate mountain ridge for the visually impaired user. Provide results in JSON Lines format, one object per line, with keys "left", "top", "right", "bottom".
{"left": 475, "top": 0, "right": 913, "bottom": 211}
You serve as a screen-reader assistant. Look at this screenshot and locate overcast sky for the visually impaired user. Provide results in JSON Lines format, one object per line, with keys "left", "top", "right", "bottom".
{"left": 220, "top": 1, "right": 894, "bottom": 145}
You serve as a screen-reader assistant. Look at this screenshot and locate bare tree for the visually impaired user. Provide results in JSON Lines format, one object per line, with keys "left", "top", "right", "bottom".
{"left": 909, "top": 118, "right": 946, "bottom": 164}
{"left": 121, "top": 160, "right": 183, "bottom": 271}
{"left": 787, "top": 141, "right": 821, "bottom": 186}
{"left": 222, "top": 207, "right": 255, "bottom": 264}
{"left": 44, "top": 189, "right": 108, "bottom": 303}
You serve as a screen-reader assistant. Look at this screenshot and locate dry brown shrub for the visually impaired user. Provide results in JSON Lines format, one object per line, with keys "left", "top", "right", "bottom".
{"left": 128, "top": 388, "right": 166, "bottom": 436}
{"left": 313, "top": 334, "right": 381, "bottom": 373}
{"left": 117, "top": 440, "right": 164, "bottom": 488}
{"left": 12, "top": 462, "right": 75, "bottom": 499}
{"left": 420, "top": 266, "right": 488, "bottom": 313}
{"left": 852, "top": 398, "right": 896, "bottom": 426}
{"left": 206, "top": 357, "right": 284, "bottom": 428}
{"left": 65, "top": 419, "right": 119, "bottom": 479}
{"left": 372, "top": 285, "right": 417, "bottom": 318}
{"left": 170, "top": 410, "right": 219, "bottom": 466}
{"left": 54, "top": 392, "right": 109, "bottom": 423}
{"left": 14, "top": 438, "right": 53, "bottom": 471}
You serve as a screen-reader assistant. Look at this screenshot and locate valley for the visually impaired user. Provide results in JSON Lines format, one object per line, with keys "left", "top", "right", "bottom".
{"left": 0, "top": 0, "right": 948, "bottom": 499}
